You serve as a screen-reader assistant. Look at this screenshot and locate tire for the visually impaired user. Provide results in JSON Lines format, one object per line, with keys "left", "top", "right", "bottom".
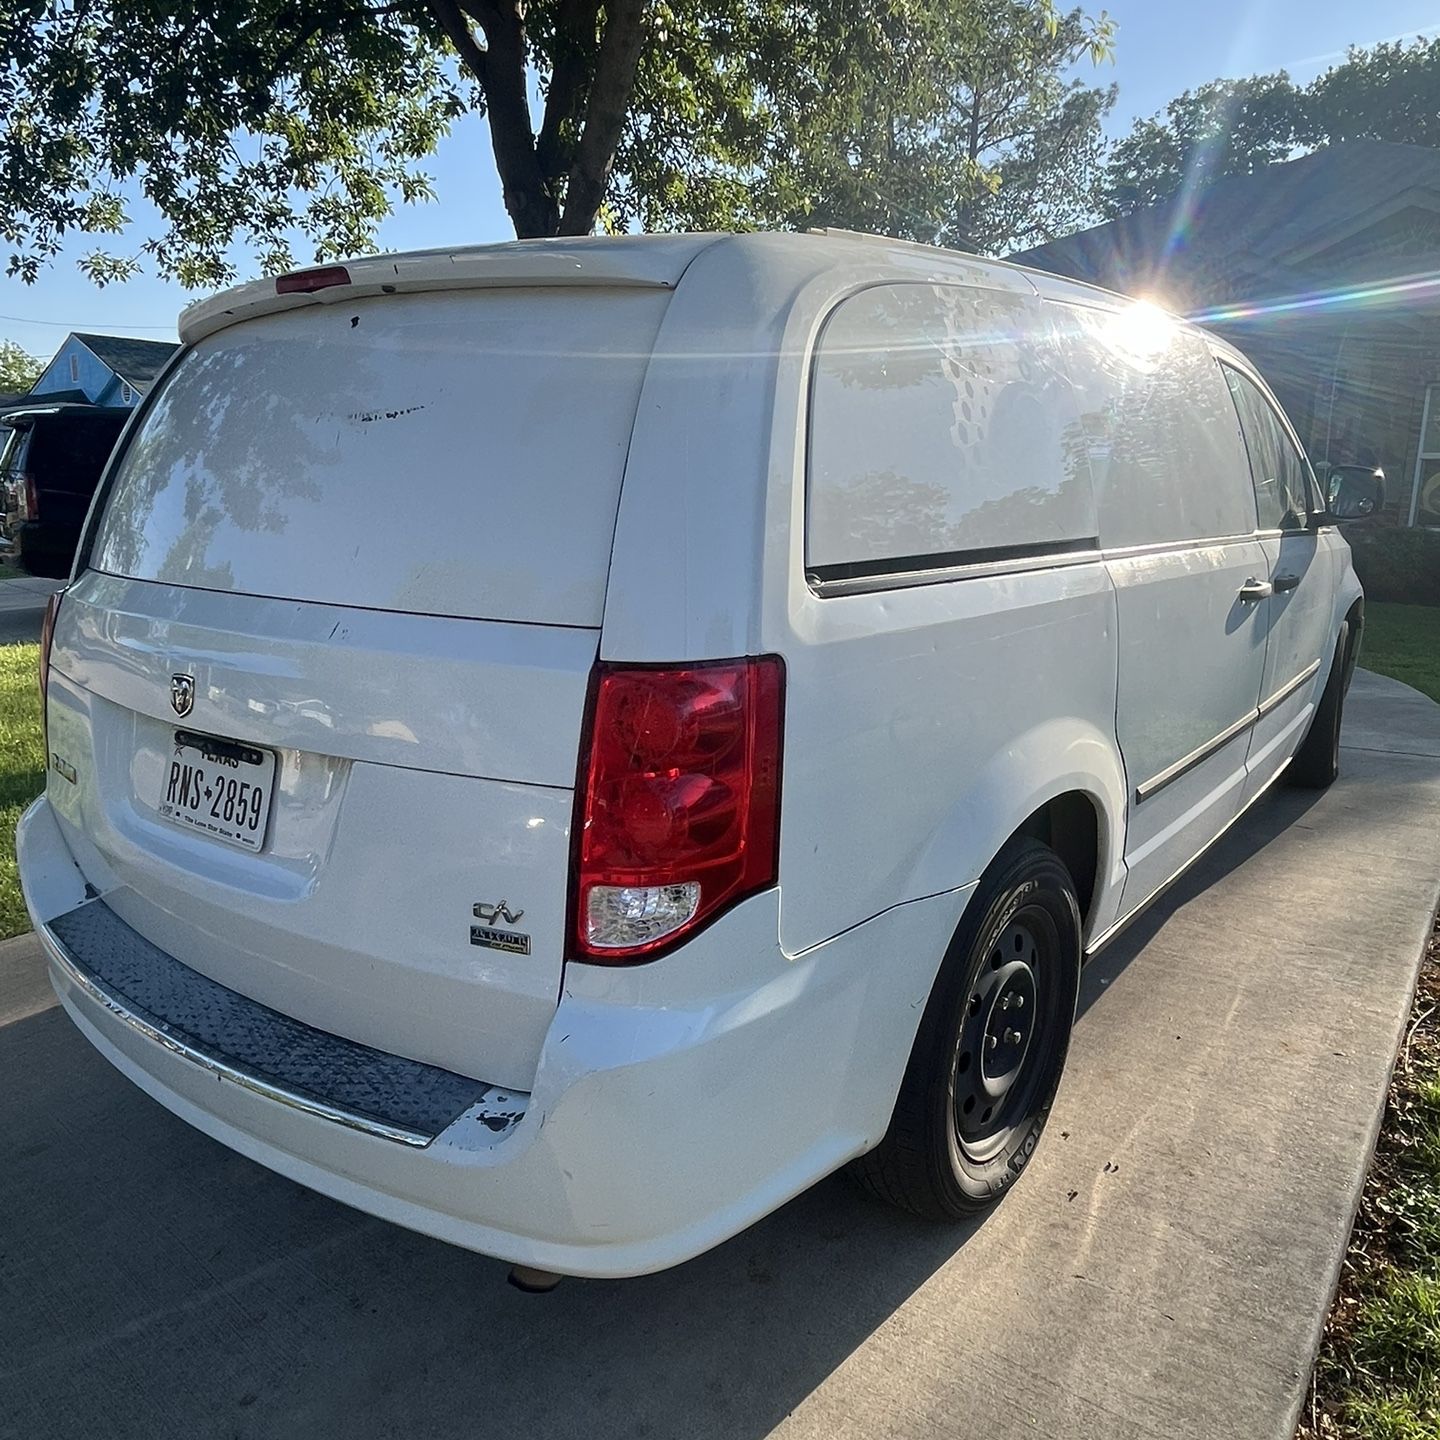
{"left": 850, "top": 837, "right": 1082, "bottom": 1219}
{"left": 1287, "top": 622, "right": 1350, "bottom": 789}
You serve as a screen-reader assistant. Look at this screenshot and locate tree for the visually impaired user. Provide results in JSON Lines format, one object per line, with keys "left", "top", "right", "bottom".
{"left": 1098, "top": 36, "right": 1440, "bottom": 220}
{"left": 0, "top": 340, "right": 42, "bottom": 392}
{"left": 747, "top": 1, "right": 1115, "bottom": 254}
{"left": 0, "top": 0, "right": 806, "bottom": 285}
{"left": 1099, "top": 72, "right": 1312, "bottom": 218}
{"left": 1309, "top": 36, "right": 1440, "bottom": 149}
{"left": 1, "top": 0, "right": 1113, "bottom": 287}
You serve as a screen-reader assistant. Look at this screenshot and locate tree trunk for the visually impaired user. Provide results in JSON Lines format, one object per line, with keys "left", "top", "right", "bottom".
{"left": 431, "top": 0, "right": 560, "bottom": 238}
{"left": 558, "top": 0, "right": 646, "bottom": 234}
{"left": 953, "top": 90, "right": 984, "bottom": 248}
{"left": 430, "top": 0, "right": 644, "bottom": 240}
{"left": 536, "top": 0, "right": 601, "bottom": 183}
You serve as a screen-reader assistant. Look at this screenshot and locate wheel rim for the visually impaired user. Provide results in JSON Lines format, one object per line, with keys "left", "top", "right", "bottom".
{"left": 952, "top": 907, "right": 1062, "bottom": 1164}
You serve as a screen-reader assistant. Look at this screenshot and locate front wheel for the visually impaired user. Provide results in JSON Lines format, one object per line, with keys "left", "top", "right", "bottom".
{"left": 851, "top": 837, "right": 1082, "bottom": 1219}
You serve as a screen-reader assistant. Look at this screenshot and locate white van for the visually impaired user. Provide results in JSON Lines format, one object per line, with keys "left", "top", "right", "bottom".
{"left": 18, "top": 232, "right": 1375, "bottom": 1282}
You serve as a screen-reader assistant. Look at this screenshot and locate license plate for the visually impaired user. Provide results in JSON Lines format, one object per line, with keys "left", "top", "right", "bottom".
{"left": 158, "top": 730, "right": 276, "bottom": 851}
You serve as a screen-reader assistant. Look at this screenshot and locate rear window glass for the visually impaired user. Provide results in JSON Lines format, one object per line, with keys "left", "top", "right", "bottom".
{"left": 91, "top": 287, "right": 670, "bottom": 626}
{"left": 806, "top": 282, "right": 1096, "bottom": 576}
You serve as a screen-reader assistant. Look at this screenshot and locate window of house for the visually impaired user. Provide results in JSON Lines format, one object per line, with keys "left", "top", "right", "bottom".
{"left": 68, "top": 353, "right": 79, "bottom": 383}
{"left": 1411, "top": 383, "right": 1440, "bottom": 525}
{"left": 1223, "top": 367, "right": 1315, "bottom": 531}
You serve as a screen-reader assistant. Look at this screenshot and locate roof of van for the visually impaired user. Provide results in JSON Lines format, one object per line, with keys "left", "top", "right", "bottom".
{"left": 177, "top": 230, "right": 1146, "bottom": 346}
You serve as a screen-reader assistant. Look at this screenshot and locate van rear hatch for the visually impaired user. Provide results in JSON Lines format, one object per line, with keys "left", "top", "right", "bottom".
{"left": 46, "top": 282, "right": 672, "bottom": 1090}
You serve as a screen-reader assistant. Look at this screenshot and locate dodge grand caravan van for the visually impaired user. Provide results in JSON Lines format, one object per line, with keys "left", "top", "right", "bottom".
{"left": 18, "top": 232, "right": 1369, "bottom": 1280}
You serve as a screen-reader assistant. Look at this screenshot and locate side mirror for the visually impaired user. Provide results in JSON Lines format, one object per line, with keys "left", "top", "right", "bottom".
{"left": 1326, "top": 464, "right": 1385, "bottom": 522}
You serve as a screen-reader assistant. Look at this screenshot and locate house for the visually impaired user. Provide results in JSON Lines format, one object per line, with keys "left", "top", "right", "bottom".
{"left": 28, "top": 332, "right": 178, "bottom": 409}
{"left": 1013, "top": 142, "right": 1440, "bottom": 526}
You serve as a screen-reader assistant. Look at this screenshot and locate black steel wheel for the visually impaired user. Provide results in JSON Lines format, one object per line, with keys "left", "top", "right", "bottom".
{"left": 851, "top": 836, "right": 1082, "bottom": 1218}
{"left": 951, "top": 908, "right": 1066, "bottom": 1165}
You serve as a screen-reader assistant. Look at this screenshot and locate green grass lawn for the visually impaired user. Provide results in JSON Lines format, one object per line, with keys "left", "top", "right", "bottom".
{"left": 0, "top": 643, "right": 42, "bottom": 940}
{"left": 1304, "top": 933, "right": 1440, "bottom": 1439}
{"left": 1361, "top": 603, "right": 1440, "bottom": 705}
{"left": 1304, "top": 603, "right": 1440, "bottom": 1438}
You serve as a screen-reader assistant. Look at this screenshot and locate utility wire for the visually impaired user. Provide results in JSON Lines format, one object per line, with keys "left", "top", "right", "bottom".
{"left": 0, "top": 312, "right": 176, "bottom": 332}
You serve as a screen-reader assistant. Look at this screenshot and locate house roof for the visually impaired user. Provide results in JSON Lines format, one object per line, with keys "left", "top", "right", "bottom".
{"left": 72, "top": 332, "right": 178, "bottom": 387}
{"left": 1012, "top": 142, "right": 1440, "bottom": 309}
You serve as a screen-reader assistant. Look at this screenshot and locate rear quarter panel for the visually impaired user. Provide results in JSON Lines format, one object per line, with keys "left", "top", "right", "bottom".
{"left": 604, "top": 237, "right": 1127, "bottom": 958}
{"left": 777, "top": 568, "right": 1123, "bottom": 952}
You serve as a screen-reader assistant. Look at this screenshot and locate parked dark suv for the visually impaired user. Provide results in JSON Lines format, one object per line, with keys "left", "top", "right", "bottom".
{"left": 1, "top": 405, "right": 129, "bottom": 577}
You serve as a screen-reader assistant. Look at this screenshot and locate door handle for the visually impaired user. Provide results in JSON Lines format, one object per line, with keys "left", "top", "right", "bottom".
{"left": 1238, "top": 577, "right": 1273, "bottom": 602}
{"left": 1273, "top": 573, "right": 1300, "bottom": 593}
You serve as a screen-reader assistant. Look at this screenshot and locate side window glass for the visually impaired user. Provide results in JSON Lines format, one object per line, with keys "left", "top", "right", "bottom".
{"left": 1046, "top": 303, "right": 1257, "bottom": 549}
{"left": 1224, "top": 368, "right": 1311, "bottom": 531}
{"left": 807, "top": 282, "right": 1097, "bottom": 576}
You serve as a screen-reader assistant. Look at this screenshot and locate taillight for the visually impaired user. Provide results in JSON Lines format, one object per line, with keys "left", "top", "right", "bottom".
{"left": 39, "top": 589, "right": 61, "bottom": 745}
{"left": 20, "top": 473, "right": 38, "bottom": 522}
{"left": 571, "top": 656, "right": 785, "bottom": 962}
{"left": 275, "top": 264, "right": 352, "bottom": 294}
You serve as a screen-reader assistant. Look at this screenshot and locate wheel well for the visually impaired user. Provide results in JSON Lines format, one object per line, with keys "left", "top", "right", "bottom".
{"left": 1018, "top": 793, "right": 1100, "bottom": 929}
{"left": 1343, "top": 598, "right": 1364, "bottom": 688}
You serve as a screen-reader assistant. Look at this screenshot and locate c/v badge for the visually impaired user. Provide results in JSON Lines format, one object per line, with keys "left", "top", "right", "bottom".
{"left": 471, "top": 901, "right": 531, "bottom": 955}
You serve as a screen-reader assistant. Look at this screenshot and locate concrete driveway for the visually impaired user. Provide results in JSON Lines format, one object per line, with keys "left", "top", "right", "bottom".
{"left": 0, "top": 573, "right": 64, "bottom": 643}
{"left": 3, "top": 670, "right": 1439, "bottom": 1440}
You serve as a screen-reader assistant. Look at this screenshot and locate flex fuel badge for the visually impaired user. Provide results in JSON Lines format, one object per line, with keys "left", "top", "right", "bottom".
{"left": 471, "top": 901, "right": 531, "bottom": 955}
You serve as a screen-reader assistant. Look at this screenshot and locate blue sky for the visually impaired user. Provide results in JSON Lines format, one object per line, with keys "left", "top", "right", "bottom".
{"left": 3, "top": 0, "right": 1436, "bottom": 361}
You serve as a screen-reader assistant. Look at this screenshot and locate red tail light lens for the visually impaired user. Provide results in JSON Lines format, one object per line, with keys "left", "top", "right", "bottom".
{"left": 572, "top": 656, "right": 785, "bottom": 962}
{"left": 275, "top": 264, "right": 352, "bottom": 295}
{"left": 21, "top": 473, "right": 39, "bottom": 522}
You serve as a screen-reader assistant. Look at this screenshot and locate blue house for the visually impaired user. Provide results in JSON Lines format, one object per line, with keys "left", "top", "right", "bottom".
{"left": 29, "top": 332, "right": 179, "bottom": 409}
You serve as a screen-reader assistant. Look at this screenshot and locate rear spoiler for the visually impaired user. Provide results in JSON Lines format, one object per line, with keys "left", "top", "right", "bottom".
{"left": 179, "top": 235, "right": 721, "bottom": 345}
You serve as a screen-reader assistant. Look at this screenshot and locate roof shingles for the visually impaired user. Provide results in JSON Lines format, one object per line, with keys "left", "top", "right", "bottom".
{"left": 1013, "top": 141, "right": 1440, "bottom": 309}
{"left": 72, "top": 332, "right": 178, "bottom": 388}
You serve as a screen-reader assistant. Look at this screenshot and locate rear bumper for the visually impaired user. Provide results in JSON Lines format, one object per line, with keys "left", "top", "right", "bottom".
{"left": 19, "top": 795, "right": 972, "bottom": 1277}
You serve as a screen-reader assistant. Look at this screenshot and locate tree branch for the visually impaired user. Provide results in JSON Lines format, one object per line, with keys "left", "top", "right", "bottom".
{"left": 431, "top": 0, "right": 560, "bottom": 237}
{"left": 558, "top": 0, "right": 646, "bottom": 234}
{"left": 428, "top": 0, "right": 488, "bottom": 87}
{"left": 536, "top": 0, "right": 600, "bottom": 181}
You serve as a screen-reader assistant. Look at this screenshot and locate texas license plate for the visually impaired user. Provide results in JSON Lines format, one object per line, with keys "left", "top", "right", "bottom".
{"left": 158, "top": 730, "right": 276, "bottom": 851}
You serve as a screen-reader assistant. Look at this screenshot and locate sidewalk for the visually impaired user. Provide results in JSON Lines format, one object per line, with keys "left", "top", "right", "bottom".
{"left": 2, "top": 670, "right": 1438, "bottom": 1440}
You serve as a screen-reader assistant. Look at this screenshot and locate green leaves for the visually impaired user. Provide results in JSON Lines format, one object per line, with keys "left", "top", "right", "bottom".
{"left": 1099, "top": 72, "right": 1311, "bottom": 218}
{"left": 2, "top": 0, "right": 1116, "bottom": 286}
{"left": 0, "top": 339, "right": 43, "bottom": 391}
{"left": 1100, "top": 35, "right": 1440, "bottom": 219}
{"left": 647, "top": 0, "right": 1119, "bottom": 256}
{"left": 1, "top": 0, "right": 460, "bottom": 287}
{"left": 1311, "top": 37, "right": 1440, "bottom": 151}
